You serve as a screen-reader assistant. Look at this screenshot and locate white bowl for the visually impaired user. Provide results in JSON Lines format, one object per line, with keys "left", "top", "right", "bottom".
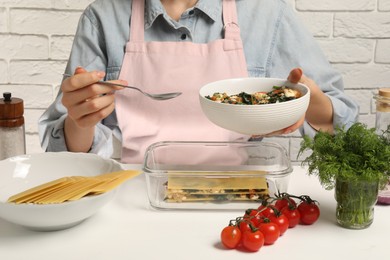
{"left": 199, "top": 77, "right": 310, "bottom": 135}
{"left": 0, "top": 152, "right": 123, "bottom": 231}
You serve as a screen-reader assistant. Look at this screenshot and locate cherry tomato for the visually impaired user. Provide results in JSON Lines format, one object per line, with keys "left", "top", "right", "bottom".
{"left": 297, "top": 201, "right": 320, "bottom": 225}
{"left": 258, "top": 222, "right": 280, "bottom": 245}
{"left": 268, "top": 213, "right": 289, "bottom": 236}
{"left": 274, "top": 197, "right": 297, "bottom": 211}
{"left": 243, "top": 209, "right": 262, "bottom": 227}
{"left": 241, "top": 230, "right": 265, "bottom": 252}
{"left": 238, "top": 219, "right": 254, "bottom": 234}
{"left": 257, "top": 205, "right": 275, "bottom": 218}
{"left": 221, "top": 226, "right": 241, "bottom": 249}
{"left": 281, "top": 207, "right": 301, "bottom": 228}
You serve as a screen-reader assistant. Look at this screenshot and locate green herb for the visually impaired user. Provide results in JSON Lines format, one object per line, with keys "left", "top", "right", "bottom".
{"left": 298, "top": 122, "right": 390, "bottom": 189}
{"left": 298, "top": 122, "right": 390, "bottom": 228}
{"left": 335, "top": 178, "right": 378, "bottom": 228}
{"left": 238, "top": 92, "right": 252, "bottom": 104}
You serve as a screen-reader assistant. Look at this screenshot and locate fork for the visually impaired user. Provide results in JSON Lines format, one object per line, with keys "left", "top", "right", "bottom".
{"left": 63, "top": 74, "right": 182, "bottom": 101}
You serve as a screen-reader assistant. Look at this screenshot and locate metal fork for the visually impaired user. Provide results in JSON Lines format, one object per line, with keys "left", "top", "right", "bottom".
{"left": 63, "top": 74, "right": 182, "bottom": 101}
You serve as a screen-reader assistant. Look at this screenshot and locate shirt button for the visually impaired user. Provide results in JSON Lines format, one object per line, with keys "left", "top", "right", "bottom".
{"left": 180, "top": 34, "right": 187, "bottom": 40}
{"left": 189, "top": 10, "right": 194, "bottom": 15}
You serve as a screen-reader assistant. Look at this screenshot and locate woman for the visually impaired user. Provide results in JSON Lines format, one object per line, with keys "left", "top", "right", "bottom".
{"left": 38, "top": 0, "right": 359, "bottom": 163}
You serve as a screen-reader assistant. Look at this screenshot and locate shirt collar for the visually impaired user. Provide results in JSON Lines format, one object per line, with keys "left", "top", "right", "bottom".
{"left": 195, "top": 0, "right": 221, "bottom": 22}
{"left": 145, "top": 0, "right": 221, "bottom": 28}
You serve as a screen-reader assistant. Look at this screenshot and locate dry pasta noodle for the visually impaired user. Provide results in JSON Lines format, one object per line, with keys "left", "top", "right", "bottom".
{"left": 7, "top": 170, "right": 141, "bottom": 204}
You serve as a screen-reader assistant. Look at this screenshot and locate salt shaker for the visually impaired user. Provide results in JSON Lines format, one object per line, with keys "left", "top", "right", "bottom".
{"left": 0, "top": 92, "right": 26, "bottom": 160}
{"left": 374, "top": 88, "right": 390, "bottom": 205}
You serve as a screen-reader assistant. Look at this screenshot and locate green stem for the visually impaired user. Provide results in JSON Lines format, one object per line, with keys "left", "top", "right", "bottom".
{"left": 335, "top": 179, "right": 378, "bottom": 229}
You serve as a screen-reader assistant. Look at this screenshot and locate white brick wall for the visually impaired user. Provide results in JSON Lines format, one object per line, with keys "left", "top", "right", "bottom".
{"left": 0, "top": 0, "right": 389, "bottom": 162}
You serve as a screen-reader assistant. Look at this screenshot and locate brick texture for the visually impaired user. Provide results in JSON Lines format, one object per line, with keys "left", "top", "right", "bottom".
{"left": 0, "top": 35, "right": 49, "bottom": 60}
{"left": 0, "top": 8, "right": 7, "bottom": 32}
{"left": 52, "top": 0, "right": 95, "bottom": 10}
{"left": 334, "top": 13, "right": 390, "bottom": 38}
{"left": 317, "top": 38, "right": 374, "bottom": 63}
{"left": 0, "top": 0, "right": 388, "bottom": 159}
{"left": 376, "top": 40, "right": 390, "bottom": 63}
{"left": 0, "top": 0, "right": 52, "bottom": 8}
{"left": 379, "top": 0, "right": 390, "bottom": 11}
{"left": 296, "top": 0, "right": 375, "bottom": 11}
{"left": 51, "top": 36, "right": 75, "bottom": 60}
{"left": 297, "top": 12, "right": 332, "bottom": 37}
{"left": 10, "top": 9, "right": 81, "bottom": 35}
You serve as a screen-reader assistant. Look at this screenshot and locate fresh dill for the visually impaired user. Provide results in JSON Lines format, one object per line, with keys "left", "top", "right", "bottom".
{"left": 298, "top": 122, "right": 390, "bottom": 190}
{"left": 298, "top": 122, "right": 390, "bottom": 228}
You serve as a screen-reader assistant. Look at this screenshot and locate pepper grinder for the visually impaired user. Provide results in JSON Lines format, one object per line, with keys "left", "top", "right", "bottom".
{"left": 374, "top": 88, "right": 390, "bottom": 205}
{"left": 0, "top": 92, "right": 26, "bottom": 160}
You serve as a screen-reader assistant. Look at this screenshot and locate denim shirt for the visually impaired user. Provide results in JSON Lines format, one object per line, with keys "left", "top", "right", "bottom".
{"left": 38, "top": 0, "right": 359, "bottom": 158}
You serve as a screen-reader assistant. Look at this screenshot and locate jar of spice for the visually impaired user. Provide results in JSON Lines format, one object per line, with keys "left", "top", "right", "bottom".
{"left": 374, "top": 88, "right": 390, "bottom": 205}
{"left": 0, "top": 92, "right": 26, "bottom": 160}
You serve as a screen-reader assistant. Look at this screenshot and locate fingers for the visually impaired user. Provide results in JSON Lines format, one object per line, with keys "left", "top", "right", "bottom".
{"left": 281, "top": 115, "right": 305, "bottom": 135}
{"left": 66, "top": 92, "right": 116, "bottom": 128}
{"left": 287, "top": 68, "right": 303, "bottom": 84}
{"left": 74, "top": 66, "right": 87, "bottom": 75}
{"left": 251, "top": 129, "right": 283, "bottom": 138}
{"left": 251, "top": 115, "right": 306, "bottom": 138}
{"left": 62, "top": 80, "right": 123, "bottom": 107}
{"left": 251, "top": 69, "right": 307, "bottom": 138}
{"left": 288, "top": 67, "right": 322, "bottom": 100}
{"left": 62, "top": 70, "right": 106, "bottom": 93}
{"left": 60, "top": 67, "right": 125, "bottom": 129}
{"left": 287, "top": 67, "right": 315, "bottom": 91}
{"left": 78, "top": 102, "right": 116, "bottom": 128}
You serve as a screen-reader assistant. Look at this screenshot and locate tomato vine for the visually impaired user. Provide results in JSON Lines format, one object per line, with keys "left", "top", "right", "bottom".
{"left": 220, "top": 193, "right": 320, "bottom": 252}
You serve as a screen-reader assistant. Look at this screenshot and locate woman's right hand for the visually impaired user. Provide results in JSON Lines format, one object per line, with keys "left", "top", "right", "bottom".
{"left": 61, "top": 67, "right": 125, "bottom": 129}
{"left": 61, "top": 67, "right": 125, "bottom": 152}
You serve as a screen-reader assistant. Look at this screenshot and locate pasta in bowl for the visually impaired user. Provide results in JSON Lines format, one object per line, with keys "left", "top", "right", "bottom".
{"left": 0, "top": 152, "right": 123, "bottom": 231}
{"left": 199, "top": 77, "right": 310, "bottom": 135}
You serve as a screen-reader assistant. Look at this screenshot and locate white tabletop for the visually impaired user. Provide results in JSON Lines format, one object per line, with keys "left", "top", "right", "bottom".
{"left": 0, "top": 166, "right": 388, "bottom": 260}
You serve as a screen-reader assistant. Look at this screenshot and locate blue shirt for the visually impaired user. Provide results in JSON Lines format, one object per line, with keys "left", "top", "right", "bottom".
{"left": 38, "top": 0, "right": 359, "bottom": 159}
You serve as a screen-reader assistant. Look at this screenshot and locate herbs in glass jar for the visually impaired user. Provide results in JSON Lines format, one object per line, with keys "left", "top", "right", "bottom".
{"left": 298, "top": 123, "right": 390, "bottom": 229}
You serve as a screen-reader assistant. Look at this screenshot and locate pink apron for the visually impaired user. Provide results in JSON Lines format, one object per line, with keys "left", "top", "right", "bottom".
{"left": 116, "top": 0, "right": 249, "bottom": 163}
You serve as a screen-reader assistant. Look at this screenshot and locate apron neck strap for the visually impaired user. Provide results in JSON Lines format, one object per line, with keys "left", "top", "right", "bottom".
{"left": 222, "top": 0, "right": 241, "bottom": 40}
{"left": 130, "top": 0, "right": 145, "bottom": 42}
{"left": 129, "top": 0, "right": 241, "bottom": 42}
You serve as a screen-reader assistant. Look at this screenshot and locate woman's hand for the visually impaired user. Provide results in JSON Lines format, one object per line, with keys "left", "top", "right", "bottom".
{"left": 61, "top": 67, "right": 126, "bottom": 152}
{"left": 253, "top": 67, "right": 333, "bottom": 138}
{"left": 288, "top": 68, "right": 334, "bottom": 134}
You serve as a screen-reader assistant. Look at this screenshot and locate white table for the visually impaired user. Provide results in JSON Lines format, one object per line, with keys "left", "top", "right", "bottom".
{"left": 0, "top": 166, "right": 388, "bottom": 260}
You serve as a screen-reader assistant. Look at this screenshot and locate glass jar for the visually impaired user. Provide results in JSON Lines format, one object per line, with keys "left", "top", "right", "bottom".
{"left": 373, "top": 88, "right": 390, "bottom": 205}
{"left": 0, "top": 92, "right": 26, "bottom": 160}
{"left": 335, "top": 178, "right": 378, "bottom": 229}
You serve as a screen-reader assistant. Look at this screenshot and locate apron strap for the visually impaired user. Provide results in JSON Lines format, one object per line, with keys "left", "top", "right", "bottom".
{"left": 222, "top": 0, "right": 241, "bottom": 40}
{"left": 130, "top": 0, "right": 145, "bottom": 43}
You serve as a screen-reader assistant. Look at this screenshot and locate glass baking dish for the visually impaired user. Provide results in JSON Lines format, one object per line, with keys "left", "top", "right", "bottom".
{"left": 143, "top": 141, "right": 292, "bottom": 210}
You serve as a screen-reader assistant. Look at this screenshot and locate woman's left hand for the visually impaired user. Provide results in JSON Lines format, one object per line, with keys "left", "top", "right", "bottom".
{"left": 253, "top": 67, "right": 331, "bottom": 138}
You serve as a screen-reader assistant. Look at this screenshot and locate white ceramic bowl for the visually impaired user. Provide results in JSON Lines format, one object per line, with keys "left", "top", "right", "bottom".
{"left": 0, "top": 152, "right": 122, "bottom": 231}
{"left": 199, "top": 77, "right": 310, "bottom": 135}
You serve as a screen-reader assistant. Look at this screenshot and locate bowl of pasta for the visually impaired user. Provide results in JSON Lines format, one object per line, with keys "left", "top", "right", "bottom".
{"left": 199, "top": 77, "right": 310, "bottom": 135}
{"left": 0, "top": 152, "right": 123, "bottom": 231}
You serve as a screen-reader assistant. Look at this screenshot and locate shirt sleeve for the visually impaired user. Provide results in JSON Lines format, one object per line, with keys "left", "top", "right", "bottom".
{"left": 38, "top": 8, "right": 116, "bottom": 159}
{"left": 269, "top": 3, "right": 359, "bottom": 137}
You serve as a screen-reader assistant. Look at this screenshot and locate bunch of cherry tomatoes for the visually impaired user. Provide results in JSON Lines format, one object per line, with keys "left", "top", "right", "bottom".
{"left": 220, "top": 193, "right": 320, "bottom": 252}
